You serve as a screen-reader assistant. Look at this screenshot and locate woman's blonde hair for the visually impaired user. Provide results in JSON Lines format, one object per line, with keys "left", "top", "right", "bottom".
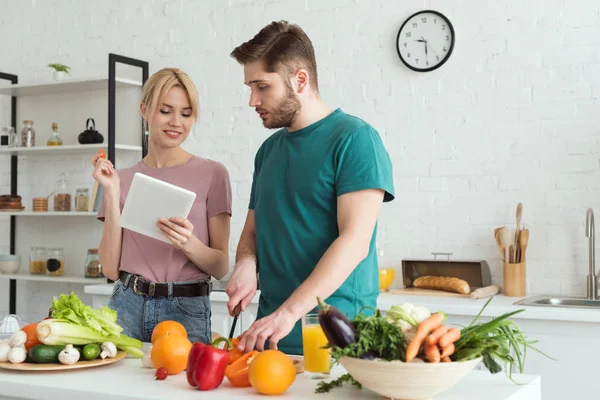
{"left": 140, "top": 68, "right": 199, "bottom": 121}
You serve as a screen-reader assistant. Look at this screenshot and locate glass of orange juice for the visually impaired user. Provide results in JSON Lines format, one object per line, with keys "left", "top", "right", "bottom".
{"left": 302, "top": 313, "right": 331, "bottom": 379}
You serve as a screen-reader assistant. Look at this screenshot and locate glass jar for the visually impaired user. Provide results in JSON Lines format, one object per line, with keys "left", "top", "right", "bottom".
{"left": 84, "top": 249, "right": 103, "bottom": 278}
{"left": 75, "top": 188, "right": 89, "bottom": 212}
{"left": 8, "top": 127, "right": 18, "bottom": 148}
{"left": 0, "top": 127, "right": 9, "bottom": 147}
{"left": 47, "top": 122, "right": 63, "bottom": 146}
{"left": 46, "top": 248, "right": 65, "bottom": 276}
{"left": 21, "top": 120, "right": 35, "bottom": 148}
{"left": 29, "top": 247, "right": 47, "bottom": 275}
{"left": 53, "top": 173, "right": 71, "bottom": 211}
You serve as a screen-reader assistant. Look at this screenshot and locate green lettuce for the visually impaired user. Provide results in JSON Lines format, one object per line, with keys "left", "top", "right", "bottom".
{"left": 51, "top": 292, "right": 122, "bottom": 337}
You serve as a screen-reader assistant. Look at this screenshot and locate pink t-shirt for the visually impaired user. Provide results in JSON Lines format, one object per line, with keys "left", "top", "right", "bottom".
{"left": 97, "top": 156, "right": 232, "bottom": 283}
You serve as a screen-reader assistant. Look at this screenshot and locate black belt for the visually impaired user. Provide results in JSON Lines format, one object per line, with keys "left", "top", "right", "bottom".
{"left": 119, "top": 272, "right": 212, "bottom": 297}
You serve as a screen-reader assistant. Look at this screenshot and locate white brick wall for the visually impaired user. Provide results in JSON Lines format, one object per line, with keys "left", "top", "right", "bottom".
{"left": 1, "top": 0, "right": 600, "bottom": 321}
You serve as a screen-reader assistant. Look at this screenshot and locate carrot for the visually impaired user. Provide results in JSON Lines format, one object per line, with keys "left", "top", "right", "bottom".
{"left": 424, "top": 343, "right": 441, "bottom": 363}
{"left": 440, "top": 343, "right": 455, "bottom": 358}
{"left": 441, "top": 356, "right": 452, "bottom": 362}
{"left": 425, "top": 325, "right": 449, "bottom": 346}
{"left": 405, "top": 313, "right": 446, "bottom": 362}
{"left": 439, "top": 328, "right": 460, "bottom": 348}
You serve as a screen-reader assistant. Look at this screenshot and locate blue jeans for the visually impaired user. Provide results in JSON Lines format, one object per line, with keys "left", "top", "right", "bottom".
{"left": 107, "top": 277, "right": 212, "bottom": 344}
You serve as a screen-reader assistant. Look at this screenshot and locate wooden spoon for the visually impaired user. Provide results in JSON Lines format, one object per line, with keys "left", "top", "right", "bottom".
{"left": 498, "top": 227, "right": 513, "bottom": 263}
{"left": 519, "top": 228, "right": 529, "bottom": 262}
{"left": 515, "top": 202, "right": 523, "bottom": 260}
{"left": 494, "top": 228, "right": 505, "bottom": 258}
{"left": 515, "top": 203, "right": 522, "bottom": 236}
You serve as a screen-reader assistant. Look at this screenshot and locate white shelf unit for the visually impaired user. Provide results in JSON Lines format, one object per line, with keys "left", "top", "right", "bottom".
{"left": 0, "top": 143, "right": 142, "bottom": 156}
{"left": 0, "top": 211, "right": 97, "bottom": 217}
{"left": 0, "top": 273, "right": 106, "bottom": 284}
{"left": 0, "top": 77, "right": 142, "bottom": 97}
{"left": 1, "top": 54, "right": 149, "bottom": 316}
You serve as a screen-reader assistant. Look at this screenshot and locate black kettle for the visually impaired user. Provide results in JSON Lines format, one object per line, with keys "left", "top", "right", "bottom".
{"left": 78, "top": 118, "right": 104, "bottom": 144}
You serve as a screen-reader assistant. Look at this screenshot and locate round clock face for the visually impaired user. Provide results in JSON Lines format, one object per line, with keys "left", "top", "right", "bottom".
{"left": 396, "top": 10, "right": 455, "bottom": 72}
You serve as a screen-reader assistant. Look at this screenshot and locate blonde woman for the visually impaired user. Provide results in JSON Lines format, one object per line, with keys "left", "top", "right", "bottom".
{"left": 91, "top": 68, "right": 232, "bottom": 343}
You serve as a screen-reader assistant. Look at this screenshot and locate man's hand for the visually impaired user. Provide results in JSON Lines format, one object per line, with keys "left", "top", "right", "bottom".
{"left": 237, "top": 307, "right": 297, "bottom": 352}
{"left": 225, "top": 258, "right": 257, "bottom": 315}
{"left": 157, "top": 217, "right": 195, "bottom": 251}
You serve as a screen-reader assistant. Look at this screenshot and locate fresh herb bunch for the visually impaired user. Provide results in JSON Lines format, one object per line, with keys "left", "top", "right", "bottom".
{"left": 452, "top": 297, "right": 553, "bottom": 378}
{"left": 317, "top": 306, "right": 406, "bottom": 394}
{"left": 331, "top": 306, "right": 406, "bottom": 362}
{"left": 315, "top": 373, "right": 361, "bottom": 393}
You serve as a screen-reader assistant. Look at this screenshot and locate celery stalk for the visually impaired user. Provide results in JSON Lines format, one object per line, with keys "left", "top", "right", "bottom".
{"left": 37, "top": 319, "right": 142, "bottom": 356}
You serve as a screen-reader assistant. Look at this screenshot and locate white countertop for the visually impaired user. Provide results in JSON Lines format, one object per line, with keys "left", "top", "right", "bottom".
{"left": 0, "top": 358, "right": 540, "bottom": 400}
{"left": 85, "top": 283, "right": 600, "bottom": 324}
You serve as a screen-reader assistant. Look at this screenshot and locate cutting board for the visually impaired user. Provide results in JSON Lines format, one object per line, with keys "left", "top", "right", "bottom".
{"left": 289, "top": 355, "right": 305, "bottom": 374}
{"left": 390, "top": 288, "right": 471, "bottom": 298}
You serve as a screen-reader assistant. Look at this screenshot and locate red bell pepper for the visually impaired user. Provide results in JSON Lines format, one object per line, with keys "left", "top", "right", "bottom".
{"left": 188, "top": 337, "right": 232, "bottom": 391}
{"left": 186, "top": 342, "right": 206, "bottom": 386}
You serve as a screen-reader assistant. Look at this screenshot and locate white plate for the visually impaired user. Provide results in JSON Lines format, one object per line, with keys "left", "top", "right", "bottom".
{"left": 0, "top": 351, "right": 127, "bottom": 371}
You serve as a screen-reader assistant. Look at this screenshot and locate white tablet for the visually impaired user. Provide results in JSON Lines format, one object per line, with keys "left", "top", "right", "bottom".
{"left": 120, "top": 173, "right": 197, "bottom": 244}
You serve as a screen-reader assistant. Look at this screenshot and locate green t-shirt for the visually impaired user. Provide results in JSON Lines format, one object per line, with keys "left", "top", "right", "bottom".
{"left": 249, "top": 108, "right": 395, "bottom": 354}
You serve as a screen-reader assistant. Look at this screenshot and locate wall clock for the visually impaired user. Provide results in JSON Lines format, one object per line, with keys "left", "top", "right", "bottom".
{"left": 396, "top": 10, "right": 455, "bottom": 72}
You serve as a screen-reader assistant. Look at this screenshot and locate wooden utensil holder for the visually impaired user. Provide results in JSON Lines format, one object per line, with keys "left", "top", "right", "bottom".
{"left": 503, "top": 262, "right": 526, "bottom": 297}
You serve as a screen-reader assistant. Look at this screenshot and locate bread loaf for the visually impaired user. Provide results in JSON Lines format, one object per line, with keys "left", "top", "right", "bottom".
{"left": 413, "top": 276, "right": 471, "bottom": 294}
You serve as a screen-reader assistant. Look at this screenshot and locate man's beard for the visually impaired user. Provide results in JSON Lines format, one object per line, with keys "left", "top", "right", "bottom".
{"left": 261, "top": 86, "right": 301, "bottom": 129}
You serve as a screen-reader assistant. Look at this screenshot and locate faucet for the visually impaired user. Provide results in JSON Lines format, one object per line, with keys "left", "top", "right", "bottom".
{"left": 585, "top": 208, "right": 597, "bottom": 300}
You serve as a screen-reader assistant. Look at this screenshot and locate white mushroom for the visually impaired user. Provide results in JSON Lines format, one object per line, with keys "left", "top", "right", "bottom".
{"left": 58, "top": 344, "right": 80, "bottom": 365}
{"left": 100, "top": 342, "right": 117, "bottom": 359}
{"left": 8, "top": 346, "right": 27, "bottom": 364}
{"left": 0, "top": 342, "right": 11, "bottom": 362}
{"left": 8, "top": 330, "right": 27, "bottom": 348}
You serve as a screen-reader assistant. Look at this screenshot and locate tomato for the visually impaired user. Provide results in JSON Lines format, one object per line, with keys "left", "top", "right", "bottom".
{"left": 21, "top": 323, "right": 41, "bottom": 351}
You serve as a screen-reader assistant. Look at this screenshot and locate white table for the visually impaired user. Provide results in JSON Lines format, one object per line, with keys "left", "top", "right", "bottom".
{"left": 0, "top": 358, "right": 540, "bottom": 400}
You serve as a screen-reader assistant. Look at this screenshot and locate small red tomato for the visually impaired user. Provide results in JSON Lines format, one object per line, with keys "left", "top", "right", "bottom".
{"left": 155, "top": 367, "right": 168, "bottom": 380}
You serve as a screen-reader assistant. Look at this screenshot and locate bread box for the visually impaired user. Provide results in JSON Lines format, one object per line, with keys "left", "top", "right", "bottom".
{"left": 401, "top": 252, "right": 491, "bottom": 289}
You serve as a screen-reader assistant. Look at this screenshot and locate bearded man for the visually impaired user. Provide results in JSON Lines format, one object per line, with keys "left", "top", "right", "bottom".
{"left": 226, "top": 20, "right": 395, "bottom": 355}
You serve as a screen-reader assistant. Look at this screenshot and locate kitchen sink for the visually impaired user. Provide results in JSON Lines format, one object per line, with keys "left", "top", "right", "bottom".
{"left": 514, "top": 295, "right": 600, "bottom": 309}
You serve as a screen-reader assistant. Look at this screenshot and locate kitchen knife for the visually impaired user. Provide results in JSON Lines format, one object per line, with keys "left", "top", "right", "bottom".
{"left": 229, "top": 304, "right": 241, "bottom": 339}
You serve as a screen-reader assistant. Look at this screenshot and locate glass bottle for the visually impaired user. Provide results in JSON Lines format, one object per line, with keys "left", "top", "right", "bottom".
{"left": 21, "top": 120, "right": 35, "bottom": 147}
{"left": 29, "top": 247, "right": 47, "bottom": 275}
{"left": 47, "top": 122, "right": 63, "bottom": 146}
{"left": 8, "top": 127, "right": 17, "bottom": 148}
{"left": 46, "top": 248, "right": 65, "bottom": 276}
{"left": 84, "top": 249, "right": 103, "bottom": 278}
{"left": 53, "top": 173, "right": 71, "bottom": 211}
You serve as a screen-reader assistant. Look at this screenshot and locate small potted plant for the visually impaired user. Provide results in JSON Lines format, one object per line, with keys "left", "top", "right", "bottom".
{"left": 47, "top": 63, "right": 71, "bottom": 81}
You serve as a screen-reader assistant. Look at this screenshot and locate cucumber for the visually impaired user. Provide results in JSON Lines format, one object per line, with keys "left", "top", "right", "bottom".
{"left": 82, "top": 344, "right": 101, "bottom": 360}
{"left": 29, "top": 344, "right": 66, "bottom": 363}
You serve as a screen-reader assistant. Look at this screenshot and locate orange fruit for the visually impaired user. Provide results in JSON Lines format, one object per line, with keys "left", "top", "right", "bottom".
{"left": 248, "top": 350, "right": 296, "bottom": 395}
{"left": 151, "top": 320, "right": 187, "bottom": 344}
{"left": 151, "top": 334, "right": 192, "bottom": 375}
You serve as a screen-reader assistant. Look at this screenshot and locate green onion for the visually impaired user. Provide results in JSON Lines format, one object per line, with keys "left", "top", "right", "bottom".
{"left": 453, "top": 297, "right": 554, "bottom": 381}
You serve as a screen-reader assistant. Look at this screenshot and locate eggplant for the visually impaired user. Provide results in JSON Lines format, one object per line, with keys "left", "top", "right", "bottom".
{"left": 316, "top": 297, "right": 357, "bottom": 349}
{"left": 359, "top": 350, "right": 379, "bottom": 360}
